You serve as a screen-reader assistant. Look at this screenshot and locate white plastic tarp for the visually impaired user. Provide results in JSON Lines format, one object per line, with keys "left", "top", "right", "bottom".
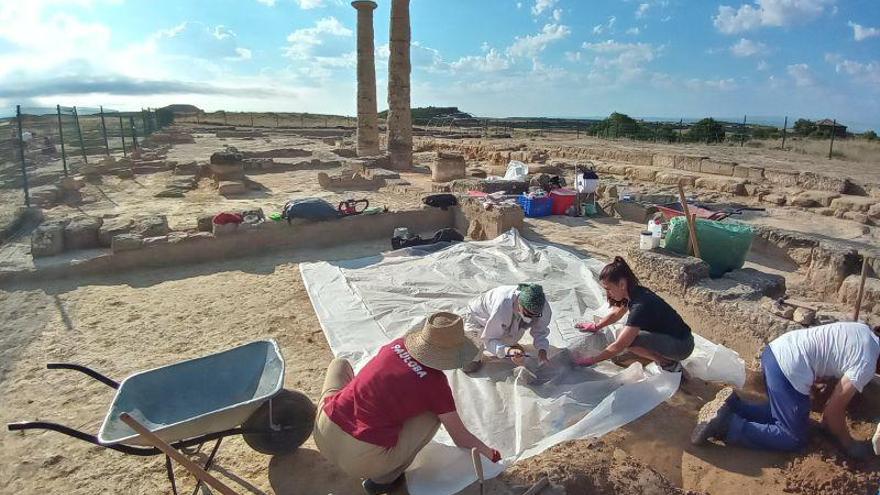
{"left": 300, "top": 230, "right": 745, "bottom": 495}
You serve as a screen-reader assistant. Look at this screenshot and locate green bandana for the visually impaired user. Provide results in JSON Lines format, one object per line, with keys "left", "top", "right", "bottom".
{"left": 517, "top": 283, "right": 545, "bottom": 316}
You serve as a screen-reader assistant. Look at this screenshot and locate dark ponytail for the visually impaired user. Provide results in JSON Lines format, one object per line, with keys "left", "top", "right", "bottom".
{"left": 599, "top": 257, "right": 640, "bottom": 305}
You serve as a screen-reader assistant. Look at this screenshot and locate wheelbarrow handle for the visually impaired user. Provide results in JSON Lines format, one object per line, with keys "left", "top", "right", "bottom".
{"left": 7, "top": 421, "right": 160, "bottom": 456}
{"left": 47, "top": 363, "right": 119, "bottom": 389}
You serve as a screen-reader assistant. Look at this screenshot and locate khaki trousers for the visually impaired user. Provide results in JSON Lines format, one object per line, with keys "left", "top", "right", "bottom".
{"left": 313, "top": 358, "right": 441, "bottom": 484}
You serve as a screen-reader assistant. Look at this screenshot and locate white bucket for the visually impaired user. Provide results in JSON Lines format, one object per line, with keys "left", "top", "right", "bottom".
{"left": 639, "top": 231, "right": 654, "bottom": 250}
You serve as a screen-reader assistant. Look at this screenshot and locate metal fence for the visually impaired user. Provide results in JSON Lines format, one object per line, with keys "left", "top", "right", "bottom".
{"left": 0, "top": 105, "right": 163, "bottom": 213}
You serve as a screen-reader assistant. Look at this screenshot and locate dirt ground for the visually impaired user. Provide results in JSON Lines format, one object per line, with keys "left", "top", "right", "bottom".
{"left": 2, "top": 125, "right": 880, "bottom": 494}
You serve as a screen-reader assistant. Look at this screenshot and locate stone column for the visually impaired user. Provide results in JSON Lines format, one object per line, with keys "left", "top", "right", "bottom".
{"left": 352, "top": 1, "right": 380, "bottom": 157}
{"left": 387, "top": 0, "right": 413, "bottom": 170}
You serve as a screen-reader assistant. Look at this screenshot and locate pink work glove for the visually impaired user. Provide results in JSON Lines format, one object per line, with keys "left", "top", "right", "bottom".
{"left": 575, "top": 322, "right": 601, "bottom": 333}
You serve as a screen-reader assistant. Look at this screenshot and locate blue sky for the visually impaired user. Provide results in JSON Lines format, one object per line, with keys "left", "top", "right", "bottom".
{"left": 1, "top": 0, "right": 878, "bottom": 130}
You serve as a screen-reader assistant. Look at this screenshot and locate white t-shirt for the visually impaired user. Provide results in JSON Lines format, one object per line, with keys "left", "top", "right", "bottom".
{"left": 769, "top": 322, "right": 880, "bottom": 395}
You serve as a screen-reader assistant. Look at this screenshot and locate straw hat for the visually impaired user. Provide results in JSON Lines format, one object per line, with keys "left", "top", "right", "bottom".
{"left": 404, "top": 312, "right": 480, "bottom": 371}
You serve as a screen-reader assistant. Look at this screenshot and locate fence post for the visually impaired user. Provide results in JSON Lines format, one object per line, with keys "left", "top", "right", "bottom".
{"left": 829, "top": 119, "right": 836, "bottom": 159}
{"left": 56, "top": 104, "right": 68, "bottom": 176}
{"left": 119, "top": 115, "right": 127, "bottom": 157}
{"left": 678, "top": 118, "right": 683, "bottom": 141}
{"left": 141, "top": 109, "right": 148, "bottom": 136}
{"left": 73, "top": 106, "right": 88, "bottom": 164}
{"left": 99, "top": 105, "right": 110, "bottom": 156}
{"left": 740, "top": 114, "right": 747, "bottom": 147}
{"left": 129, "top": 116, "right": 139, "bottom": 150}
{"left": 275, "top": 114, "right": 279, "bottom": 127}
{"left": 250, "top": 114, "right": 254, "bottom": 128}
{"left": 223, "top": 111, "right": 228, "bottom": 125}
{"left": 15, "top": 105, "right": 31, "bottom": 207}
{"left": 781, "top": 116, "right": 788, "bottom": 149}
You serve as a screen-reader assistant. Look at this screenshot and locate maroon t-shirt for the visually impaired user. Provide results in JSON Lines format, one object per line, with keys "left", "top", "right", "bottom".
{"left": 323, "top": 338, "right": 457, "bottom": 449}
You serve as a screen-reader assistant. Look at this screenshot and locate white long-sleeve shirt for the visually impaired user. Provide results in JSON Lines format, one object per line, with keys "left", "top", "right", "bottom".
{"left": 465, "top": 285, "right": 552, "bottom": 358}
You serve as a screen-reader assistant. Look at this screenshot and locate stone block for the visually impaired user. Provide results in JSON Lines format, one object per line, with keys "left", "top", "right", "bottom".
{"left": 723, "top": 268, "right": 786, "bottom": 299}
{"left": 197, "top": 214, "right": 215, "bottom": 232}
{"left": 430, "top": 152, "right": 466, "bottom": 182}
{"left": 842, "top": 212, "right": 870, "bottom": 224}
{"left": 830, "top": 195, "right": 876, "bottom": 213}
{"left": 210, "top": 150, "right": 243, "bottom": 166}
{"left": 793, "top": 307, "right": 816, "bottom": 326}
{"left": 59, "top": 176, "right": 85, "bottom": 191}
{"left": 133, "top": 215, "right": 170, "bottom": 238}
{"left": 111, "top": 233, "right": 143, "bottom": 253}
{"left": 674, "top": 155, "right": 703, "bottom": 173}
{"left": 627, "top": 166, "right": 658, "bottom": 182}
{"left": 63, "top": 216, "right": 103, "bottom": 250}
{"left": 627, "top": 246, "right": 710, "bottom": 296}
{"left": 763, "top": 168, "right": 799, "bottom": 187}
{"left": 761, "top": 193, "right": 787, "bottom": 206}
{"left": 838, "top": 274, "right": 880, "bottom": 314}
{"left": 790, "top": 191, "right": 840, "bottom": 208}
{"left": 700, "top": 159, "right": 736, "bottom": 176}
{"left": 98, "top": 217, "right": 135, "bottom": 247}
{"left": 868, "top": 204, "right": 880, "bottom": 219}
{"left": 694, "top": 177, "right": 747, "bottom": 195}
{"left": 798, "top": 172, "right": 850, "bottom": 193}
{"left": 655, "top": 171, "right": 697, "bottom": 187}
{"left": 457, "top": 199, "right": 524, "bottom": 241}
{"left": 30, "top": 185, "right": 60, "bottom": 207}
{"left": 218, "top": 180, "right": 247, "bottom": 196}
{"left": 652, "top": 154, "right": 676, "bottom": 168}
{"left": 31, "top": 222, "right": 66, "bottom": 258}
{"left": 733, "top": 166, "right": 764, "bottom": 180}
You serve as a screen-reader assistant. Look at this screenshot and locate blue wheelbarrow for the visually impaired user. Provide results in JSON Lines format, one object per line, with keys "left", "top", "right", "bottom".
{"left": 8, "top": 340, "right": 316, "bottom": 494}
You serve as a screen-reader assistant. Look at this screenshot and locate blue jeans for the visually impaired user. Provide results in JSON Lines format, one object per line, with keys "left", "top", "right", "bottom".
{"left": 725, "top": 346, "right": 811, "bottom": 452}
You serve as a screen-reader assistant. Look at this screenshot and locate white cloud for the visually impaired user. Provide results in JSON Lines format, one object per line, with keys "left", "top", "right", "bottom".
{"left": 283, "top": 17, "right": 352, "bottom": 60}
{"left": 582, "top": 40, "right": 656, "bottom": 82}
{"left": 295, "top": 0, "right": 325, "bottom": 9}
{"left": 757, "top": 59, "right": 769, "bottom": 70}
{"left": 635, "top": 3, "right": 650, "bottom": 19}
{"left": 825, "top": 54, "right": 880, "bottom": 85}
{"left": 451, "top": 48, "right": 511, "bottom": 73}
{"left": 552, "top": 8, "right": 562, "bottom": 22}
{"left": 213, "top": 25, "right": 235, "bottom": 40}
{"left": 848, "top": 21, "right": 880, "bottom": 41}
{"left": 531, "top": 0, "right": 557, "bottom": 16}
{"left": 508, "top": 23, "right": 570, "bottom": 58}
{"left": 730, "top": 38, "right": 767, "bottom": 57}
{"left": 229, "top": 47, "right": 253, "bottom": 61}
{"left": 626, "top": 27, "right": 641, "bottom": 35}
{"left": 256, "top": 0, "right": 276, "bottom": 6}
{"left": 564, "top": 51, "right": 581, "bottom": 62}
{"left": 685, "top": 78, "right": 739, "bottom": 91}
{"left": 592, "top": 16, "right": 617, "bottom": 35}
{"left": 787, "top": 63, "right": 815, "bottom": 87}
{"left": 516, "top": 2, "right": 523, "bottom": 9}
{"left": 713, "top": 0, "right": 835, "bottom": 34}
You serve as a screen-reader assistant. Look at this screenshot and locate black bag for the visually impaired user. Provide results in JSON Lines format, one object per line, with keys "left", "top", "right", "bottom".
{"left": 391, "top": 228, "right": 464, "bottom": 250}
{"left": 422, "top": 194, "right": 458, "bottom": 210}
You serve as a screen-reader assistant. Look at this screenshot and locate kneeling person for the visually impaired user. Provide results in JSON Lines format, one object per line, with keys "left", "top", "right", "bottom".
{"left": 576, "top": 257, "right": 694, "bottom": 372}
{"left": 314, "top": 312, "right": 500, "bottom": 495}
{"left": 463, "top": 284, "right": 552, "bottom": 372}
{"left": 692, "top": 322, "right": 880, "bottom": 459}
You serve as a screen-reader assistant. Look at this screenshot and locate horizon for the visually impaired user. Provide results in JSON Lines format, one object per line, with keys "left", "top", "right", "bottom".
{"left": 1, "top": 0, "right": 878, "bottom": 131}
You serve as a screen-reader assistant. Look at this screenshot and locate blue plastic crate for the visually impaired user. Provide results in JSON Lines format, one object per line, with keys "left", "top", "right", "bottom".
{"left": 517, "top": 194, "right": 553, "bottom": 217}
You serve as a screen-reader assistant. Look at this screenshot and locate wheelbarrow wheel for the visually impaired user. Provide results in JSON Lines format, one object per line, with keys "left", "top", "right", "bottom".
{"left": 243, "top": 389, "right": 316, "bottom": 455}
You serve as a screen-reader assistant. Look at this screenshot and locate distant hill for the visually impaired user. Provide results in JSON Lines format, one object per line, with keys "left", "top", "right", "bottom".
{"left": 379, "top": 106, "right": 474, "bottom": 124}
{"left": 159, "top": 104, "right": 203, "bottom": 115}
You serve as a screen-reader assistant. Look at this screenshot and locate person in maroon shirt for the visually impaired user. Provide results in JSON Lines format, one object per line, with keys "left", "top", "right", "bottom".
{"left": 313, "top": 312, "right": 501, "bottom": 495}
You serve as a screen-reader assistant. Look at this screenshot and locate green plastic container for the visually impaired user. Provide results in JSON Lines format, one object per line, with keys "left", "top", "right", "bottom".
{"left": 664, "top": 217, "right": 754, "bottom": 277}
